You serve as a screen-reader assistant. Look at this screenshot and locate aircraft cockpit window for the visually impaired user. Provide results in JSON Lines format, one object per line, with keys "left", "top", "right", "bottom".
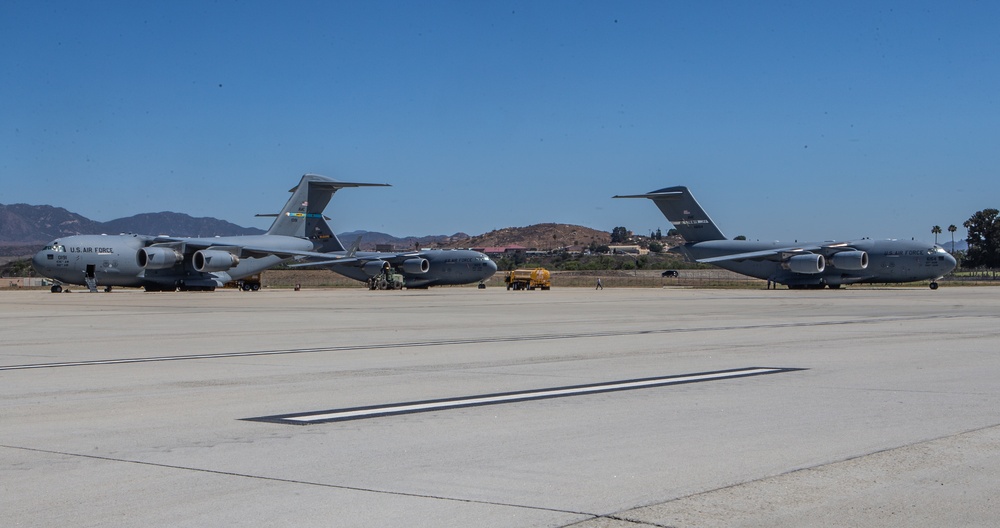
{"left": 45, "top": 244, "right": 66, "bottom": 252}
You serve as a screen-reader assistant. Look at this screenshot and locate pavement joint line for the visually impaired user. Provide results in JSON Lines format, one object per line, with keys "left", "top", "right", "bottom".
{"left": 0, "top": 314, "right": 969, "bottom": 372}
{"left": 604, "top": 422, "right": 1000, "bottom": 525}
{"left": 0, "top": 443, "right": 597, "bottom": 519}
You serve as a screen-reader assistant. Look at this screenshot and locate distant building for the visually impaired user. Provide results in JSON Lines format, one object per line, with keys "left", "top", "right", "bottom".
{"left": 608, "top": 245, "right": 648, "bottom": 255}
{"left": 475, "top": 246, "right": 527, "bottom": 257}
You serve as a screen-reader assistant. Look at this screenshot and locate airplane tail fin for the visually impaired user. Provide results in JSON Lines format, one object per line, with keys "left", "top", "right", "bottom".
{"left": 264, "top": 174, "right": 390, "bottom": 252}
{"left": 614, "top": 186, "right": 727, "bottom": 242}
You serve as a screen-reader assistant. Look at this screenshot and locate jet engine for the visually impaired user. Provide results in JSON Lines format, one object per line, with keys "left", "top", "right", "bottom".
{"left": 401, "top": 258, "right": 430, "bottom": 274}
{"left": 137, "top": 247, "right": 183, "bottom": 269}
{"left": 830, "top": 250, "right": 868, "bottom": 270}
{"left": 192, "top": 249, "right": 240, "bottom": 272}
{"left": 362, "top": 260, "right": 390, "bottom": 277}
{"left": 787, "top": 253, "right": 825, "bottom": 274}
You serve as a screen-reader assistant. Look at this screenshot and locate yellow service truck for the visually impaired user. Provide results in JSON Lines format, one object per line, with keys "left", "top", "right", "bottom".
{"left": 226, "top": 273, "right": 262, "bottom": 291}
{"left": 504, "top": 268, "right": 551, "bottom": 290}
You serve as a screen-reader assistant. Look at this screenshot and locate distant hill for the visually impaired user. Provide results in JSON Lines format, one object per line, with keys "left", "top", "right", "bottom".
{"left": 339, "top": 230, "right": 471, "bottom": 251}
{"left": 942, "top": 240, "right": 968, "bottom": 252}
{"left": 101, "top": 212, "right": 266, "bottom": 238}
{"left": 0, "top": 204, "right": 612, "bottom": 258}
{"left": 0, "top": 203, "right": 265, "bottom": 244}
{"left": 0, "top": 204, "right": 104, "bottom": 243}
{"left": 463, "top": 223, "right": 610, "bottom": 249}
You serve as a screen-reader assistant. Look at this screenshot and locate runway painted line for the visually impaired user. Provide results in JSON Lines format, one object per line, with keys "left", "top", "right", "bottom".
{"left": 245, "top": 367, "right": 803, "bottom": 425}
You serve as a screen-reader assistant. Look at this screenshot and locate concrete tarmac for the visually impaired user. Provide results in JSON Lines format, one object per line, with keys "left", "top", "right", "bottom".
{"left": 2, "top": 286, "right": 998, "bottom": 527}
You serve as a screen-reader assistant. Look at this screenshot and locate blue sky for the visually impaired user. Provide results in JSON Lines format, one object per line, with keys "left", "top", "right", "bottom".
{"left": 3, "top": 1, "right": 997, "bottom": 243}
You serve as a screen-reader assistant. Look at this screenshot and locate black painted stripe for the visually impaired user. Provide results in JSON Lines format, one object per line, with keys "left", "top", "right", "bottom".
{"left": 246, "top": 367, "right": 804, "bottom": 425}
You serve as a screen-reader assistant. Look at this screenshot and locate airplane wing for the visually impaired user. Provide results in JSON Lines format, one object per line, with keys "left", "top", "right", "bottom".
{"left": 146, "top": 236, "right": 356, "bottom": 262}
{"left": 286, "top": 254, "right": 360, "bottom": 267}
{"left": 696, "top": 245, "right": 822, "bottom": 263}
{"left": 285, "top": 251, "right": 424, "bottom": 268}
{"left": 145, "top": 236, "right": 424, "bottom": 268}
{"left": 696, "top": 243, "right": 856, "bottom": 264}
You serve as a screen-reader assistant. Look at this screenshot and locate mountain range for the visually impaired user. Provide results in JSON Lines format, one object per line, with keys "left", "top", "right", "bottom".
{"left": 0, "top": 203, "right": 265, "bottom": 244}
{"left": 0, "top": 204, "right": 613, "bottom": 257}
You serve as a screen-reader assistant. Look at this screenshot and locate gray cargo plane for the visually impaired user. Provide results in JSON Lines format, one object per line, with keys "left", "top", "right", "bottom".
{"left": 32, "top": 174, "right": 496, "bottom": 292}
{"left": 291, "top": 236, "right": 496, "bottom": 289}
{"left": 615, "top": 186, "right": 957, "bottom": 289}
{"left": 32, "top": 174, "right": 386, "bottom": 292}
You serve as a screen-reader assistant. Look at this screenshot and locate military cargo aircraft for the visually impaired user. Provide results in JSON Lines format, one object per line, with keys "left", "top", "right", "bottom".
{"left": 32, "top": 174, "right": 388, "bottom": 292}
{"left": 32, "top": 174, "right": 496, "bottom": 292}
{"left": 293, "top": 243, "right": 496, "bottom": 289}
{"left": 615, "top": 186, "right": 957, "bottom": 289}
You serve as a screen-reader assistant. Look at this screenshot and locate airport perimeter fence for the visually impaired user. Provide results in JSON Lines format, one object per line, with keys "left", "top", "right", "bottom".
{"left": 475, "top": 269, "right": 763, "bottom": 289}
{"left": 6, "top": 269, "right": 998, "bottom": 292}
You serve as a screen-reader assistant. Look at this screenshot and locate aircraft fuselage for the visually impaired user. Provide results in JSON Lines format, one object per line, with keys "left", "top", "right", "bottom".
{"left": 681, "top": 238, "right": 956, "bottom": 287}
{"left": 33, "top": 233, "right": 313, "bottom": 291}
{"left": 326, "top": 249, "right": 497, "bottom": 288}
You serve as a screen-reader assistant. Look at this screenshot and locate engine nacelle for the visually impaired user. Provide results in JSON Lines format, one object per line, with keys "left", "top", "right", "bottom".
{"left": 830, "top": 250, "right": 868, "bottom": 270}
{"left": 138, "top": 247, "right": 183, "bottom": 269}
{"left": 362, "top": 260, "right": 390, "bottom": 277}
{"left": 787, "top": 253, "right": 825, "bottom": 274}
{"left": 401, "top": 258, "right": 430, "bottom": 274}
{"left": 193, "top": 250, "right": 239, "bottom": 272}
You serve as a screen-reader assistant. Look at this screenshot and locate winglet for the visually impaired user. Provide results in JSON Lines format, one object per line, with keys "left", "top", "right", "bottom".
{"left": 346, "top": 235, "right": 362, "bottom": 258}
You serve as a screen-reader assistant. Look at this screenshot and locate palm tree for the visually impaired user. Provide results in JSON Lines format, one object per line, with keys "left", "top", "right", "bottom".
{"left": 931, "top": 225, "right": 942, "bottom": 244}
{"left": 948, "top": 224, "right": 957, "bottom": 253}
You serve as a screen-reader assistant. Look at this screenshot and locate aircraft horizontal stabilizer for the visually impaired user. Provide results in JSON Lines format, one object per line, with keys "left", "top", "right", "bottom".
{"left": 288, "top": 176, "right": 390, "bottom": 193}
{"left": 611, "top": 191, "right": 684, "bottom": 200}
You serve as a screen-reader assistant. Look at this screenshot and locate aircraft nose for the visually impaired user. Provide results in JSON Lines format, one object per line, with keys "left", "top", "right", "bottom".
{"left": 485, "top": 258, "right": 498, "bottom": 276}
{"left": 31, "top": 251, "right": 47, "bottom": 274}
{"left": 945, "top": 252, "right": 958, "bottom": 273}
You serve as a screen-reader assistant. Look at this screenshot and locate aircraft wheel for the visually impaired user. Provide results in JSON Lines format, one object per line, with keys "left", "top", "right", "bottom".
{"left": 51, "top": 284, "right": 63, "bottom": 293}
{"left": 105, "top": 286, "right": 113, "bottom": 293}
{"left": 930, "top": 282, "right": 939, "bottom": 290}
{"left": 250, "top": 283, "right": 260, "bottom": 291}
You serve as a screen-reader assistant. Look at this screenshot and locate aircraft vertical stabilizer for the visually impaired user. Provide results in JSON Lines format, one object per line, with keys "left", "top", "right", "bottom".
{"left": 265, "top": 174, "right": 390, "bottom": 252}
{"left": 614, "top": 186, "right": 726, "bottom": 242}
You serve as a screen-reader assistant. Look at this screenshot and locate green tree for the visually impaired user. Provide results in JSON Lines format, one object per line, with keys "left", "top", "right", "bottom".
{"left": 1, "top": 259, "right": 34, "bottom": 277}
{"left": 648, "top": 241, "right": 664, "bottom": 253}
{"left": 963, "top": 209, "right": 1000, "bottom": 269}
{"left": 931, "top": 225, "right": 942, "bottom": 244}
{"left": 948, "top": 224, "right": 957, "bottom": 253}
{"left": 610, "top": 226, "right": 630, "bottom": 244}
